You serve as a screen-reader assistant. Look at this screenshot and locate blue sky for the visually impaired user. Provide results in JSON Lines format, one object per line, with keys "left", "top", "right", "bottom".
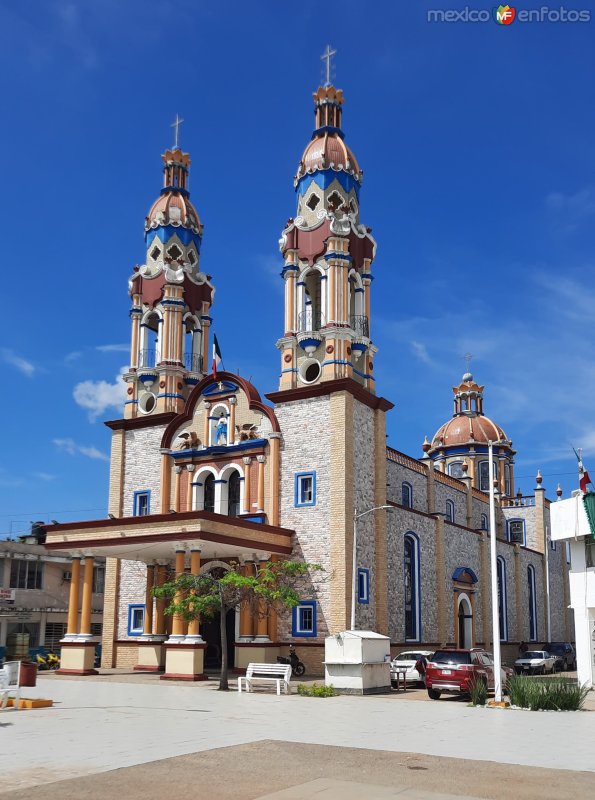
{"left": 0, "top": 1, "right": 593, "bottom": 534}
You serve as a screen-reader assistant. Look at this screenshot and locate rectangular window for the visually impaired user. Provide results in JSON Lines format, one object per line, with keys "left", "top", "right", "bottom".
{"left": 292, "top": 600, "right": 317, "bottom": 637}
{"left": 44, "top": 622, "right": 67, "bottom": 650}
{"left": 586, "top": 539, "right": 595, "bottom": 569}
{"left": 93, "top": 565, "right": 105, "bottom": 594}
{"left": 357, "top": 568, "right": 370, "bottom": 604}
{"left": 550, "top": 539, "right": 557, "bottom": 552}
{"left": 134, "top": 490, "right": 151, "bottom": 517}
{"left": 127, "top": 604, "right": 145, "bottom": 636}
{"left": 294, "top": 472, "right": 316, "bottom": 507}
{"left": 508, "top": 520, "right": 525, "bottom": 545}
{"left": 10, "top": 559, "right": 43, "bottom": 590}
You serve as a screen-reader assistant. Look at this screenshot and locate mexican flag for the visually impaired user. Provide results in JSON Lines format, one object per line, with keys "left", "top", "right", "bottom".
{"left": 212, "top": 334, "right": 223, "bottom": 378}
{"left": 573, "top": 447, "right": 592, "bottom": 494}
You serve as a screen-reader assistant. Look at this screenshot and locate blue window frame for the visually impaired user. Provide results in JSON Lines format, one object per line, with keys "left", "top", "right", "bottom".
{"left": 128, "top": 604, "right": 145, "bottom": 636}
{"left": 294, "top": 471, "right": 316, "bottom": 507}
{"left": 480, "top": 513, "right": 488, "bottom": 531}
{"left": 528, "top": 565, "right": 537, "bottom": 641}
{"left": 445, "top": 499, "right": 455, "bottom": 523}
{"left": 404, "top": 532, "right": 421, "bottom": 641}
{"left": 497, "top": 556, "right": 508, "bottom": 641}
{"left": 507, "top": 518, "right": 526, "bottom": 545}
{"left": 448, "top": 461, "right": 464, "bottom": 479}
{"left": 292, "top": 600, "right": 317, "bottom": 637}
{"left": 357, "top": 568, "right": 370, "bottom": 604}
{"left": 401, "top": 482, "right": 413, "bottom": 508}
{"left": 133, "top": 490, "right": 151, "bottom": 517}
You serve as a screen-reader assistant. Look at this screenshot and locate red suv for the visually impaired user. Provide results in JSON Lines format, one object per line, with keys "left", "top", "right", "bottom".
{"left": 425, "top": 648, "right": 512, "bottom": 700}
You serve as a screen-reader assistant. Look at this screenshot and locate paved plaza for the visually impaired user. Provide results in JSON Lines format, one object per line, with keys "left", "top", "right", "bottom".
{"left": 0, "top": 673, "right": 594, "bottom": 798}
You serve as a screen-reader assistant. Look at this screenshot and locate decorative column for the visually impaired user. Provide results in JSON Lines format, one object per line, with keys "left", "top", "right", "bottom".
{"left": 65, "top": 556, "right": 81, "bottom": 637}
{"left": 129, "top": 297, "right": 141, "bottom": 369}
{"left": 173, "top": 465, "right": 182, "bottom": 513}
{"left": 79, "top": 555, "right": 95, "bottom": 637}
{"left": 160, "top": 450, "right": 172, "bottom": 513}
{"left": 243, "top": 457, "right": 252, "bottom": 514}
{"left": 185, "top": 464, "right": 195, "bottom": 512}
{"left": 256, "top": 455, "right": 266, "bottom": 514}
{"left": 135, "top": 562, "right": 166, "bottom": 672}
{"left": 143, "top": 564, "right": 155, "bottom": 635}
{"left": 268, "top": 434, "right": 281, "bottom": 526}
{"left": 238, "top": 562, "right": 254, "bottom": 641}
{"left": 154, "top": 564, "right": 168, "bottom": 637}
{"left": 203, "top": 401, "right": 211, "bottom": 447}
{"left": 254, "top": 560, "right": 270, "bottom": 642}
{"left": 186, "top": 548, "right": 203, "bottom": 642}
{"left": 267, "top": 557, "right": 278, "bottom": 642}
{"left": 169, "top": 549, "right": 186, "bottom": 640}
{"left": 229, "top": 397, "right": 237, "bottom": 445}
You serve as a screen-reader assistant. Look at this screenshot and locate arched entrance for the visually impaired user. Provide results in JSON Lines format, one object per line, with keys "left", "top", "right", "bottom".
{"left": 457, "top": 593, "right": 473, "bottom": 649}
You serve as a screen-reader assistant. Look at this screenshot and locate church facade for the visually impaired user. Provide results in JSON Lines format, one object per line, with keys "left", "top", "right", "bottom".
{"left": 45, "top": 77, "right": 572, "bottom": 677}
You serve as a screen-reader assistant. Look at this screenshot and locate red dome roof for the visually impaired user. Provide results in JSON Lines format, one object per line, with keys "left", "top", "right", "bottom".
{"left": 296, "top": 132, "right": 362, "bottom": 183}
{"left": 145, "top": 191, "right": 201, "bottom": 234}
{"left": 430, "top": 415, "right": 509, "bottom": 450}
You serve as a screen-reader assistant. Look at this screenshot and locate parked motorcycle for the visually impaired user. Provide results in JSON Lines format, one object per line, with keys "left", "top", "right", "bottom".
{"left": 36, "top": 651, "right": 60, "bottom": 671}
{"left": 276, "top": 644, "right": 305, "bottom": 677}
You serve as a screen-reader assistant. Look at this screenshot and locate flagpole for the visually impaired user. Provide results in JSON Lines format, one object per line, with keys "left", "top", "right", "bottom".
{"left": 488, "top": 441, "right": 503, "bottom": 703}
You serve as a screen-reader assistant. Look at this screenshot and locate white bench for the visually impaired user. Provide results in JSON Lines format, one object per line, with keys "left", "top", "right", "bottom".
{"left": 238, "top": 663, "right": 292, "bottom": 695}
{"left": 0, "top": 661, "right": 21, "bottom": 711}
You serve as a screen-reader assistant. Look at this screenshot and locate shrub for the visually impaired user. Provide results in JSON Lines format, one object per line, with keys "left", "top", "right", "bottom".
{"left": 507, "top": 675, "right": 589, "bottom": 711}
{"left": 468, "top": 676, "right": 488, "bottom": 706}
{"left": 297, "top": 682, "right": 336, "bottom": 697}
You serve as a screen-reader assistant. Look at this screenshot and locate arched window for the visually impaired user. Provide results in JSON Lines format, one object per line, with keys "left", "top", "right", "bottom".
{"left": 299, "top": 268, "right": 324, "bottom": 331}
{"left": 448, "top": 461, "right": 464, "bottom": 479}
{"left": 445, "top": 499, "right": 455, "bottom": 523}
{"left": 507, "top": 519, "right": 526, "bottom": 545}
{"left": 404, "top": 533, "right": 421, "bottom": 641}
{"left": 528, "top": 565, "right": 538, "bottom": 641}
{"left": 497, "top": 556, "right": 508, "bottom": 641}
{"left": 203, "top": 474, "right": 215, "bottom": 513}
{"left": 480, "top": 513, "right": 488, "bottom": 531}
{"left": 478, "top": 460, "right": 498, "bottom": 492}
{"left": 139, "top": 310, "right": 161, "bottom": 367}
{"left": 183, "top": 314, "right": 202, "bottom": 373}
{"left": 401, "top": 482, "right": 413, "bottom": 508}
{"left": 228, "top": 471, "right": 241, "bottom": 517}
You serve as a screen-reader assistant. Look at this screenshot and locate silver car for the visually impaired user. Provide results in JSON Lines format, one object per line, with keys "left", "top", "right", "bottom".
{"left": 514, "top": 650, "right": 557, "bottom": 675}
{"left": 390, "top": 650, "right": 433, "bottom": 686}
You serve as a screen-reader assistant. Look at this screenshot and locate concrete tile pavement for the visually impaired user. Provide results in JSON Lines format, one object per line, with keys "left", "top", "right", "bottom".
{"left": 0, "top": 674, "right": 593, "bottom": 794}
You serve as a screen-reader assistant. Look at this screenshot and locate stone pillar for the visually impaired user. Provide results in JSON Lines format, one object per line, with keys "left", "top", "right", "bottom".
{"left": 79, "top": 556, "right": 94, "bottom": 637}
{"left": 160, "top": 450, "right": 171, "bottom": 513}
{"left": 426, "top": 461, "right": 436, "bottom": 514}
{"left": 173, "top": 466, "right": 182, "bottom": 513}
{"left": 239, "top": 563, "right": 254, "bottom": 640}
{"left": 268, "top": 433, "right": 281, "bottom": 526}
{"left": 229, "top": 397, "right": 237, "bottom": 444}
{"left": 243, "top": 457, "right": 252, "bottom": 514}
{"left": 185, "top": 464, "right": 195, "bottom": 512}
{"left": 256, "top": 455, "right": 266, "bottom": 513}
{"left": 66, "top": 556, "right": 81, "bottom": 636}
{"left": 186, "top": 548, "right": 202, "bottom": 641}
{"left": 143, "top": 565, "right": 155, "bottom": 635}
{"left": 434, "top": 516, "right": 447, "bottom": 644}
{"left": 170, "top": 549, "right": 186, "bottom": 640}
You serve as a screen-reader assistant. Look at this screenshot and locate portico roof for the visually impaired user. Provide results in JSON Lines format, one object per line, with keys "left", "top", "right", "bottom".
{"left": 43, "top": 511, "right": 294, "bottom": 562}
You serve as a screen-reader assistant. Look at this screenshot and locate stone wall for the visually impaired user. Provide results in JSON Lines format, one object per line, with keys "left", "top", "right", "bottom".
{"left": 117, "top": 560, "right": 147, "bottom": 640}
{"left": 352, "top": 399, "right": 376, "bottom": 630}
{"left": 123, "top": 424, "right": 167, "bottom": 515}
{"left": 386, "top": 458, "right": 428, "bottom": 512}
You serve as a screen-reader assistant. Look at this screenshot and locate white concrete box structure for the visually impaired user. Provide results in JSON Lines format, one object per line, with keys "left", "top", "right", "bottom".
{"left": 324, "top": 630, "right": 391, "bottom": 694}
{"left": 550, "top": 494, "right": 595, "bottom": 688}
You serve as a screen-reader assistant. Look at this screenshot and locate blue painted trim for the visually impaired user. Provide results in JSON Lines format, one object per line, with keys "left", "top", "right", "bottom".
{"left": 294, "top": 471, "right": 316, "bottom": 507}
{"left": 357, "top": 568, "right": 370, "bottom": 604}
{"left": 160, "top": 185, "right": 189, "bottom": 197}
{"left": 281, "top": 368, "right": 299, "bottom": 374}
{"left": 133, "top": 489, "right": 151, "bottom": 517}
{"left": 161, "top": 299, "right": 186, "bottom": 307}
{"left": 145, "top": 225, "right": 202, "bottom": 249}
{"left": 170, "top": 438, "right": 268, "bottom": 458}
{"left": 452, "top": 566, "right": 479, "bottom": 584}
{"left": 404, "top": 532, "right": 422, "bottom": 642}
{"left": 213, "top": 479, "right": 228, "bottom": 485}
{"left": 292, "top": 600, "right": 317, "bottom": 638}
{"left": 323, "top": 252, "right": 353, "bottom": 262}
{"left": 241, "top": 514, "right": 266, "bottom": 524}
{"left": 296, "top": 169, "right": 361, "bottom": 198}
{"left": 127, "top": 604, "right": 146, "bottom": 636}
{"left": 360, "top": 273, "right": 374, "bottom": 280}
{"left": 401, "top": 482, "right": 413, "bottom": 509}
{"left": 311, "top": 125, "right": 344, "bottom": 138}
{"left": 298, "top": 338, "right": 321, "bottom": 352}
{"left": 354, "top": 287, "right": 364, "bottom": 293}
{"left": 157, "top": 393, "right": 185, "bottom": 400}
{"left": 203, "top": 380, "right": 237, "bottom": 396}
{"left": 125, "top": 399, "right": 139, "bottom": 406}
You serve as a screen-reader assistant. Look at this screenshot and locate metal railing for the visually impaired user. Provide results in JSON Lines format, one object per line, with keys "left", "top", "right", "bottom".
{"left": 139, "top": 348, "right": 158, "bottom": 368}
{"left": 184, "top": 352, "right": 204, "bottom": 373}
{"left": 350, "top": 315, "right": 369, "bottom": 337}
{"left": 297, "top": 310, "right": 325, "bottom": 332}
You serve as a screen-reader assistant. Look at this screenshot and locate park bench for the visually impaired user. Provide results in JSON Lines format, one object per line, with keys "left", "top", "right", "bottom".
{"left": 237, "top": 662, "right": 292, "bottom": 695}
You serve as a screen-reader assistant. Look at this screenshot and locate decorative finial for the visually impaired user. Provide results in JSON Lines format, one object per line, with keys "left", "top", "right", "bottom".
{"left": 462, "top": 462, "right": 469, "bottom": 474}
{"left": 171, "top": 113, "right": 184, "bottom": 149}
{"left": 321, "top": 44, "right": 337, "bottom": 87}
{"left": 517, "top": 487, "right": 522, "bottom": 498}
{"left": 422, "top": 435, "right": 431, "bottom": 453}
{"left": 556, "top": 483, "right": 563, "bottom": 498}
{"left": 462, "top": 353, "right": 473, "bottom": 381}
{"left": 536, "top": 469, "right": 543, "bottom": 486}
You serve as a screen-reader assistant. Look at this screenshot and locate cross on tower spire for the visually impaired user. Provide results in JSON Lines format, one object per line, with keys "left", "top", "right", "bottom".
{"left": 464, "top": 353, "right": 473, "bottom": 371}
{"left": 171, "top": 114, "right": 184, "bottom": 149}
{"left": 321, "top": 45, "right": 337, "bottom": 87}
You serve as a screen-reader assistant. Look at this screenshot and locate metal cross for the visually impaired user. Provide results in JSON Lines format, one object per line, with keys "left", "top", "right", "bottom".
{"left": 321, "top": 45, "right": 337, "bottom": 86}
{"left": 171, "top": 114, "right": 184, "bottom": 148}
{"left": 464, "top": 353, "right": 473, "bottom": 371}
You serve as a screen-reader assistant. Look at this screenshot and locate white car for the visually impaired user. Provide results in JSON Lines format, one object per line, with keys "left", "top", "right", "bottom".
{"left": 514, "top": 650, "right": 557, "bottom": 675}
{"left": 390, "top": 650, "right": 433, "bottom": 686}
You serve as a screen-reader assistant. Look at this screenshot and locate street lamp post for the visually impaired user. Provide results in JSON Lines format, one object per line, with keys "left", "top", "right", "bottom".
{"left": 351, "top": 505, "right": 394, "bottom": 631}
{"left": 488, "top": 441, "right": 503, "bottom": 703}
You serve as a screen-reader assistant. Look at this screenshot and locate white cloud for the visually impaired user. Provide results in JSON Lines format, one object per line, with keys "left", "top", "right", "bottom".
{"left": 410, "top": 340, "right": 433, "bottom": 366}
{"left": 53, "top": 438, "right": 109, "bottom": 462}
{"left": 545, "top": 186, "right": 595, "bottom": 232}
{"left": 1, "top": 348, "right": 35, "bottom": 377}
{"left": 32, "top": 472, "right": 56, "bottom": 482}
{"left": 96, "top": 344, "right": 129, "bottom": 353}
{"left": 73, "top": 367, "right": 127, "bottom": 421}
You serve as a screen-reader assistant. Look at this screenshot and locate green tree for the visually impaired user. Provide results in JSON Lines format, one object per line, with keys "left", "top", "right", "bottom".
{"left": 153, "top": 560, "right": 322, "bottom": 690}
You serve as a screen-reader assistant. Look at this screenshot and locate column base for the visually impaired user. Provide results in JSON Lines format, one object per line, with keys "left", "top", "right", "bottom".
{"left": 135, "top": 640, "right": 166, "bottom": 672}
{"left": 161, "top": 641, "right": 207, "bottom": 680}
{"left": 58, "top": 639, "right": 98, "bottom": 674}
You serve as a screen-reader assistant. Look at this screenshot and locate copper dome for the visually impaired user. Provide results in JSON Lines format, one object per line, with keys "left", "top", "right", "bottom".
{"left": 431, "top": 415, "right": 509, "bottom": 450}
{"left": 145, "top": 191, "right": 202, "bottom": 235}
{"left": 296, "top": 132, "right": 362, "bottom": 184}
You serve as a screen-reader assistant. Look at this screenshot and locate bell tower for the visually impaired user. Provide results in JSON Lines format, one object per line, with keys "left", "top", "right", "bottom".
{"left": 124, "top": 122, "right": 215, "bottom": 419}
{"left": 277, "top": 71, "right": 377, "bottom": 393}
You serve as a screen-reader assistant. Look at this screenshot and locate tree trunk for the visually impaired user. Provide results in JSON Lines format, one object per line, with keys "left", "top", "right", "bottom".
{"left": 218, "top": 593, "right": 229, "bottom": 691}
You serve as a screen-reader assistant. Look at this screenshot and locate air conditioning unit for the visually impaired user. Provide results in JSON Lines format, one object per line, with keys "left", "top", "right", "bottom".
{"left": 62, "top": 571, "right": 72, "bottom": 582}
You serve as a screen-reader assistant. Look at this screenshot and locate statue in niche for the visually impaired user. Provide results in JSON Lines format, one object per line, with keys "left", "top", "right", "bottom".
{"left": 215, "top": 414, "right": 228, "bottom": 445}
